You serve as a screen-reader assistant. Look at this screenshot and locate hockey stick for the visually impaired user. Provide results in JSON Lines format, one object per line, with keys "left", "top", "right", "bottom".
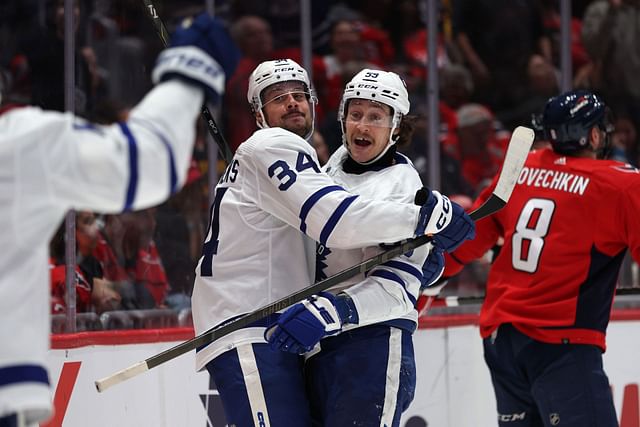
{"left": 141, "top": 0, "right": 234, "bottom": 164}
{"left": 94, "top": 126, "right": 534, "bottom": 392}
{"left": 420, "top": 287, "right": 640, "bottom": 311}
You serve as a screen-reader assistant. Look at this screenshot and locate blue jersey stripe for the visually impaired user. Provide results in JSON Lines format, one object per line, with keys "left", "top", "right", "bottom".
{"left": 380, "top": 260, "right": 423, "bottom": 282}
{"left": 129, "top": 118, "right": 178, "bottom": 194}
{"left": 319, "top": 195, "right": 358, "bottom": 246}
{"left": 0, "top": 365, "right": 49, "bottom": 387}
{"left": 119, "top": 122, "right": 138, "bottom": 211}
{"left": 370, "top": 270, "right": 417, "bottom": 305}
{"left": 299, "top": 185, "right": 345, "bottom": 234}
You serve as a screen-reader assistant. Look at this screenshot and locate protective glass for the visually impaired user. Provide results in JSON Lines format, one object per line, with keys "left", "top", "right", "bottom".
{"left": 261, "top": 81, "right": 311, "bottom": 107}
{"left": 344, "top": 100, "right": 394, "bottom": 128}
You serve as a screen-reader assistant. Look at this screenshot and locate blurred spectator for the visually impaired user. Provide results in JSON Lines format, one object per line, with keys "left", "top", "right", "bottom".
{"left": 93, "top": 209, "right": 170, "bottom": 310}
{"left": 445, "top": 103, "right": 510, "bottom": 191}
{"left": 610, "top": 111, "right": 639, "bottom": 165}
{"left": 453, "top": 0, "right": 551, "bottom": 114}
{"left": 401, "top": 101, "right": 474, "bottom": 197}
{"left": 581, "top": 0, "right": 640, "bottom": 131}
{"left": 17, "top": 0, "right": 102, "bottom": 114}
{"left": 400, "top": 0, "right": 462, "bottom": 93}
{"left": 155, "top": 161, "right": 208, "bottom": 311}
{"left": 439, "top": 63, "right": 474, "bottom": 112}
{"left": 539, "top": 0, "right": 590, "bottom": 74}
{"left": 311, "top": 130, "right": 330, "bottom": 166}
{"left": 496, "top": 54, "right": 560, "bottom": 131}
{"left": 49, "top": 211, "right": 121, "bottom": 314}
{"left": 380, "top": 0, "right": 427, "bottom": 61}
{"left": 316, "top": 19, "right": 377, "bottom": 118}
{"left": 224, "top": 15, "right": 273, "bottom": 151}
{"left": 230, "top": 1, "right": 333, "bottom": 53}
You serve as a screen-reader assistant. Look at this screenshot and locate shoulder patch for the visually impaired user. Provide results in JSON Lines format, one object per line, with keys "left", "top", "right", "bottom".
{"left": 611, "top": 164, "right": 640, "bottom": 174}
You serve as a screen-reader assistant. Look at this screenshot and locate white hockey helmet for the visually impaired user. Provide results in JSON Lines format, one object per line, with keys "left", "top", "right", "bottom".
{"left": 338, "top": 69, "right": 410, "bottom": 164}
{"left": 247, "top": 59, "right": 317, "bottom": 139}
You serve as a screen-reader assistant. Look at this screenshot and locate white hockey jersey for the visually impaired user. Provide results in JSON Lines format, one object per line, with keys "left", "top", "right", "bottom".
{"left": 191, "top": 128, "right": 422, "bottom": 370}
{"left": 0, "top": 81, "right": 203, "bottom": 423}
{"left": 320, "top": 146, "right": 430, "bottom": 331}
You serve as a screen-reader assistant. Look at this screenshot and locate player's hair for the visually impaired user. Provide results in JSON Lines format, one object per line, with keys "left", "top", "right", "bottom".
{"left": 395, "top": 114, "right": 417, "bottom": 148}
{"left": 542, "top": 89, "right": 613, "bottom": 157}
{"left": 338, "top": 69, "right": 410, "bottom": 164}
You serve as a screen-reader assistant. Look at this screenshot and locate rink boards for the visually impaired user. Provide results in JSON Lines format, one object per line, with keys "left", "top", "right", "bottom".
{"left": 44, "top": 312, "right": 640, "bottom": 427}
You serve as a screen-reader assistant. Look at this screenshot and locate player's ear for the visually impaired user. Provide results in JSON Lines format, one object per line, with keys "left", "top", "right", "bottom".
{"left": 589, "top": 126, "right": 602, "bottom": 150}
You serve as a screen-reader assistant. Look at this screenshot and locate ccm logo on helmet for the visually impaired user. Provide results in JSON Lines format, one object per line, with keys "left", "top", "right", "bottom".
{"left": 569, "top": 96, "right": 589, "bottom": 115}
{"left": 356, "top": 84, "right": 379, "bottom": 89}
{"left": 275, "top": 67, "right": 295, "bottom": 72}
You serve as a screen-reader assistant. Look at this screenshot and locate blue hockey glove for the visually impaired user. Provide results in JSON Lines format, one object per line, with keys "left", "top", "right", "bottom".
{"left": 431, "top": 201, "right": 475, "bottom": 253}
{"left": 152, "top": 13, "right": 239, "bottom": 102}
{"left": 414, "top": 187, "right": 475, "bottom": 253}
{"left": 265, "top": 292, "right": 355, "bottom": 354}
{"left": 420, "top": 247, "right": 445, "bottom": 290}
{"left": 414, "top": 188, "right": 453, "bottom": 236}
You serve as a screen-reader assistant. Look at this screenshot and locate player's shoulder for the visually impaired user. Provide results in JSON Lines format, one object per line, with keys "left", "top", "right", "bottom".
{"left": 324, "top": 145, "right": 349, "bottom": 172}
{"left": 592, "top": 160, "right": 640, "bottom": 189}
{"left": 0, "top": 105, "right": 43, "bottom": 124}
{"left": 393, "top": 152, "right": 419, "bottom": 174}
{"left": 384, "top": 152, "right": 422, "bottom": 188}
{"left": 556, "top": 155, "right": 640, "bottom": 196}
{"left": 239, "top": 127, "right": 314, "bottom": 157}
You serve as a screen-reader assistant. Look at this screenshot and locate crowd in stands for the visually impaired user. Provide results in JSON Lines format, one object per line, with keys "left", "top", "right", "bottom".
{"left": 1, "top": 0, "right": 638, "bottom": 330}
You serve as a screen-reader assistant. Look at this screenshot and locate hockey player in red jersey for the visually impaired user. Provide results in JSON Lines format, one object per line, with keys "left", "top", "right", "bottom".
{"left": 443, "top": 89, "right": 640, "bottom": 426}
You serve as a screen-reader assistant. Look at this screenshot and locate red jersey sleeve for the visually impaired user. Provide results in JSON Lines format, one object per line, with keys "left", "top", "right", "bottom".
{"left": 443, "top": 174, "right": 503, "bottom": 277}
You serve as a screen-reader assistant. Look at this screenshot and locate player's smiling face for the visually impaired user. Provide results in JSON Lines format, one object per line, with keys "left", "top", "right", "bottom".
{"left": 344, "top": 99, "right": 395, "bottom": 163}
{"left": 260, "top": 81, "right": 313, "bottom": 138}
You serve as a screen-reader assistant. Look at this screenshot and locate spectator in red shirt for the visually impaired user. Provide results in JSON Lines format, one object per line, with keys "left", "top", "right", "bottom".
{"left": 93, "top": 209, "right": 170, "bottom": 309}
{"left": 49, "top": 211, "right": 121, "bottom": 313}
{"left": 443, "top": 103, "right": 510, "bottom": 191}
{"left": 223, "top": 15, "right": 274, "bottom": 152}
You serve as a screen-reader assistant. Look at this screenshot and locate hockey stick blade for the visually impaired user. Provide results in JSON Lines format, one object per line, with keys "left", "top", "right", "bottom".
{"left": 140, "top": 0, "right": 234, "bottom": 164}
{"left": 95, "top": 126, "right": 534, "bottom": 393}
{"left": 469, "top": 126, "right": 534, "bottom": 219}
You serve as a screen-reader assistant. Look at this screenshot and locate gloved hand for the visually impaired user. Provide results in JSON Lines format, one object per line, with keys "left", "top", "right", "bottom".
{"left": 414, "top": 187, "right": 475, "bottom": 253}
{"left": 152, "top": 13, "right": 240, "bottom": 102}
{"left": 431, "top": 201, "right": 475, "bottom": 252}
{"left": 414, "top": 188, "right": 453, "bottom": 236}
{"left": 421, "top": 246, "right": 445, "bottom": 290}
{"left": 265, "top": 292, "right": 349, "bottom": 354}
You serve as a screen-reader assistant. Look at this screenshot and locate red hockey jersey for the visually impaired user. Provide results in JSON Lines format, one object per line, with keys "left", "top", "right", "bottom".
{"left": 444, "top": 148, "right": 640, "bottom": 350}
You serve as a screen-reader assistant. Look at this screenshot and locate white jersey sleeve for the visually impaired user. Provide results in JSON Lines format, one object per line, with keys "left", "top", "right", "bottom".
{"left": 0, "top": 80, "right": 203, "bottom": 423}
{"left": 4, "top": 80, "right": 201, "bottom": 216}
{"left": 320, "top": 147, "right": 429, "bottom": 328}
{"left": 241, "top": 128, "right": 421, "bottom": 248}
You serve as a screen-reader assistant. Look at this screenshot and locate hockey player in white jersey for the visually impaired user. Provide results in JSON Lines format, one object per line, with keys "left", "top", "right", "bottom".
{"left": 0, "top": 14, "right": 237, "bottom": 427}
{"left": 264, "top": 69, "right": 474, "bottom": 426}
{"left": 191, "top": 59, "right": 474, "bottom": 426}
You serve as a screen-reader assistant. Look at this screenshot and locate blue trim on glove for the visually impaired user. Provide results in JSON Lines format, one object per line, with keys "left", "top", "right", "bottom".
{"left": 335, "top": 294, "right": 359, "bottom": 324}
